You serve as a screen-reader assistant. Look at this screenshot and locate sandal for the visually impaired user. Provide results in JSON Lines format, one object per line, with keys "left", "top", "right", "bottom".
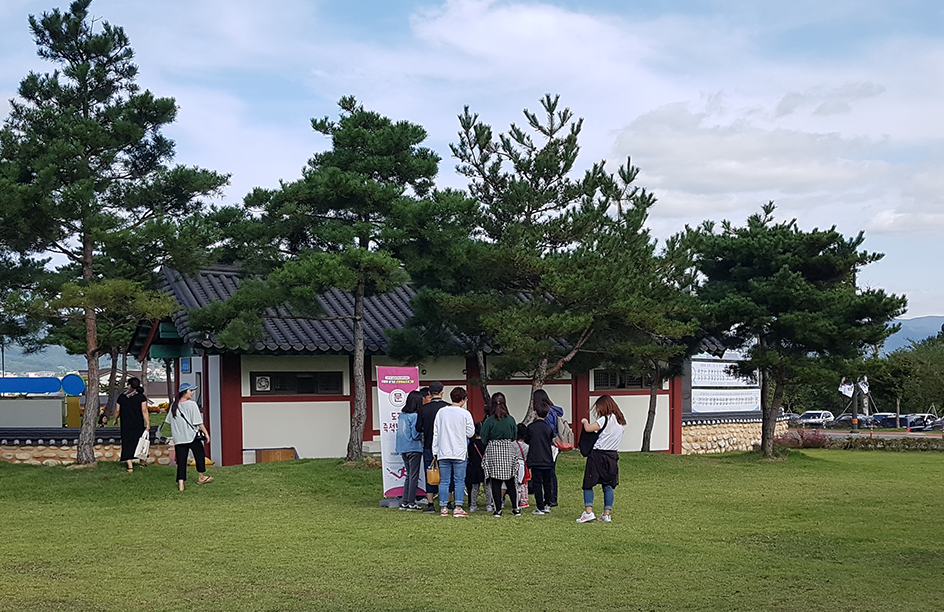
{"left": 197, "top": 476, "right": 214, "bottom": 484}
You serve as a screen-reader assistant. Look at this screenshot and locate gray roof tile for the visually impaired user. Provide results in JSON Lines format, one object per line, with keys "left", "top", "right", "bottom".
{"left": 162, "top": 266, "right": 417, "bottom": 355}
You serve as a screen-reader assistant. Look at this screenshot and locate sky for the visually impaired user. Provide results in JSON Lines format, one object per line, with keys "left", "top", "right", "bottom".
{"left": 1, "top": 0, "right": 942, "bottom": 316}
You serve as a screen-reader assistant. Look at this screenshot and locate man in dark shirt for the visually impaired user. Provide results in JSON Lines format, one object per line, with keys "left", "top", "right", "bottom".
{"left": 416, "top": 381, "right": 449, "bottom": 513}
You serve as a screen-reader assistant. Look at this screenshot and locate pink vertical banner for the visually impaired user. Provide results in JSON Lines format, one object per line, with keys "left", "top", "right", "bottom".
{"left": 377, "top": 366, "right": 421, "bottom": 498}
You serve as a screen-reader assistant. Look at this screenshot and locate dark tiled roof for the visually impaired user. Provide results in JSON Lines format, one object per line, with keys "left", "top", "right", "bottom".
{"left": 162, "top": 265, "right": 417, "bottom": 355}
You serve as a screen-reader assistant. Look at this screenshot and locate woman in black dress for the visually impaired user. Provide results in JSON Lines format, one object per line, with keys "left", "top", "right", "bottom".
{"left": 115, "top": 377, "right": 149, "bottom": 472}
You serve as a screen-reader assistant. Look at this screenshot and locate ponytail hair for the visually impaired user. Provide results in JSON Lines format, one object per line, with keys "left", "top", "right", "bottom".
{"left": 126, "top": 377, "right": 143, "bottom": 393}
{"left": 490, "top": 392, "right": 509, "bottom": 420}
{"left": 170, "top": 389, "right": 187, "bottom": 418}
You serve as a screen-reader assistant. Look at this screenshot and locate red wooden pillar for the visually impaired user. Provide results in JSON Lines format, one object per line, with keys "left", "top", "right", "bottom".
{"left": 365, "top": 355, "right": 375, "bottom": 440}
{"left": 669, "top": 375, "right": 683, "bottom": 454}
{"left": 466, "top": 355, "right": 486, "bottom": 422}
{"left": 219, "top": 353, "right": 243, "bottom": 466}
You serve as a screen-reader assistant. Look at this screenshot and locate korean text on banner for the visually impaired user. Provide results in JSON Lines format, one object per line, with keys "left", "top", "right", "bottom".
{"left": 377, "top": 366, "right": 423, "bottom": 498}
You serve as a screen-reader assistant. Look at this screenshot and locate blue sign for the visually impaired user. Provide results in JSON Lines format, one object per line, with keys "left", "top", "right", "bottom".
{"left": 61, "top": 374, "right": 86, "bottom": 396}
{"left": 0, "top": 377, "right": 63, "bottom": 394}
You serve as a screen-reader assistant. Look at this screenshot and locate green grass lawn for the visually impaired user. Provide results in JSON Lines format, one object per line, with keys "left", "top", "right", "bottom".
{"left": 2, "top": 450, "right": 943, "bottom": 611}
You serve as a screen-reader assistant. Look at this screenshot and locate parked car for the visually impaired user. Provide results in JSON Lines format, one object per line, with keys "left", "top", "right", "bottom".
{"left": 924, "top": 417, "right": 944, "bottom": 431}
{"left": 797, "top": 411, "right": 835, "bottom": 427}
{"left": 877, "top": 413, "right": 930, "bottom": 429}
{"left": 871, "top": 412, "right": 896, "bottom": 426}
{"left": 829, "top": 414, "right": 877, "bottom": 428}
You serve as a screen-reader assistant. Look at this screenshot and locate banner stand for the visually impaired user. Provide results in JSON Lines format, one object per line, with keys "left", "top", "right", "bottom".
{"left": 376, "top": 366, "right": 426, "bottom": 508}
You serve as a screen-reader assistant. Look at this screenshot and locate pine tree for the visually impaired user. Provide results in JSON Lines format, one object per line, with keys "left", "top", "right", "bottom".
{"left": 693, "top": 203, "right": 907, "bottom": 457}
{"left": 0, "top": 0, "right": 228, "bottom": 463}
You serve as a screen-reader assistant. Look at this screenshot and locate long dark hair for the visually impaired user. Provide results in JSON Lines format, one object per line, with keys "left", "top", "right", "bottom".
{"left": 490, "top": 392, "right": 509, "bottom": 420}
{"left": 170, "top": 389, "right": 190, "bottom": 418}
{"left": 594, "top": 395, "right": 627, "bottom": 426}
{"left": 402, "top": 390, "right": 423, "bottom": 414}
{"left": 533, "top": 389, "right": 553, "bottom": 415}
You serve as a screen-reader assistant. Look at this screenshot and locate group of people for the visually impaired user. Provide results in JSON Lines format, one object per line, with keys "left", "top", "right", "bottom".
{"left": 111, "top": 379, "right": 213, "bottom": 491}
{"left": 395, "top": 382, "right": 627, "bottom": 522}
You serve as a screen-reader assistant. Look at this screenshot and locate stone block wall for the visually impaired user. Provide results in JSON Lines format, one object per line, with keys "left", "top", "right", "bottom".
{"left": 681, "top": 419, "right": 788, "bottom": 454}
{"left": 0, "top": 443, "right": 173, "bottom": 466}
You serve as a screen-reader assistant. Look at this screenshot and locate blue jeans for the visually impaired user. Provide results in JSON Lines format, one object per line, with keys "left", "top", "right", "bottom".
{"left": 583, "top": 485, "right": 614, "bottom": 511}
{"left": 438, "top": 459, "right": 467, "bottom": 507}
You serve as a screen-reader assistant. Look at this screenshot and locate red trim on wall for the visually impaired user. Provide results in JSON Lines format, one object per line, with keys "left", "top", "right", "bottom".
{"left": 219, "top": 354, "right": 243, "bottom": 466}
{"left": 593, "top": 389, "right": 670, "bottom": 397}
{"left": 669, "top": 375, "right": 683, "bottom": 454}
{"left": 573, "top": 371, "right": 591, "bottom": 444}
{"left": 242, "top": 394, "right": 350, "bottom": 403}
{"left": 365, "top": 356, "right": 376, "bottom": 440}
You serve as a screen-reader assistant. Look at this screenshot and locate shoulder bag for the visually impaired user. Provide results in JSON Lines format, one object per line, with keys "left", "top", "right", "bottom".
{"left": 578, "top": 415, "right": 608, "bottom": 457}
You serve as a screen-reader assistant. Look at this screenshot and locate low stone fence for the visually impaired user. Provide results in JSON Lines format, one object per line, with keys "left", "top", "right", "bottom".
{"left": 682, "top": 415, "right": 789, "bottom": 454}
{"left": 1, "top": 442, "right": 172, "bottom": 466}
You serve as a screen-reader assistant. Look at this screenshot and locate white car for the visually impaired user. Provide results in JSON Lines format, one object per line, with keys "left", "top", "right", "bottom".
{"left": 797, "top": 410, "right": 835, "bottom": 427}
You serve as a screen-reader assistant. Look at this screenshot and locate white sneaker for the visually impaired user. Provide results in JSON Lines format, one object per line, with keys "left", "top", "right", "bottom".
{"left": 597, "top": 514, "right": 612, "bottom": 522}
{"left": 543, "top": 506, "right": 551, "bottom": 513}
{"left": 576, "top": 511, "right": 596, "bottom": 523}
{"left": 532, "top": 509, "right": 545, "bottom": 515}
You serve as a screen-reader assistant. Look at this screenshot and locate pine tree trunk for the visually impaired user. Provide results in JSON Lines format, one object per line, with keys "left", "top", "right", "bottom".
{"left": 76, "top": 238, "right": 99, "bottom": 465}
{"left": 641, "top": 363, "right": 660, "bottom": 452}
{"left": 103, "top": 347, "right": 120, "bottom": 424}
{"left": 759, "top": 369, "right": 774, "bottom": 457}
{"left": 347, "top": 279, "right": 367, "bottom": 461}
{"left": 526, "top": 357, "right": 549, "bottom": 425}
{"left": 476, "top": 349, "right": 491, "bottom": 407}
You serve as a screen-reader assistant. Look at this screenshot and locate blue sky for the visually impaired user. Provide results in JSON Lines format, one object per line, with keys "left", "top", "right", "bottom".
{"left": 2, "top": 0, "right": 943, "bottom": 316}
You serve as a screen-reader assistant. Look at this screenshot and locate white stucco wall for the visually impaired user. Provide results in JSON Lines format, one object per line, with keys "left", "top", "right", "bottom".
{"left": 590, "top": 393, "right": 669, "bottom": 452}
{"left": 486, "top": 383, "right": 573, "bottom": 423}
{"left": 242, "top": 400, "right": 351, "bottom": 459}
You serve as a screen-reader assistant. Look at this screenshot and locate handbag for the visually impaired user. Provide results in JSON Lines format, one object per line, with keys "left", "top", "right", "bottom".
{"left": 426, "top": 457, "right": 441, "bottom": 486}
{"left": 516, "top": 441, "right": 531, "bottom": 484}
{"left": 579, "top": 415, "right": 608, "bottom": 457}
{"left": 133, "top": 430, "right": 150, "bottom": 461}
{"left": 177, "top": 406, "right": 207, "bottom": 443}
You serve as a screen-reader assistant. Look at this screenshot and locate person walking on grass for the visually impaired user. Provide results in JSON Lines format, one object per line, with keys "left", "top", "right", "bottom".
{"left": 577, "top": 395, "right": 626, "bottom": 523}
{"left": 164, "top": 382, "right": 212, "bottom": 492}
{"left": 417, "top": 381, "right": 449, "bottom": 513}
{"left": 432, "top": 387, "right": 475, "bottom": 517}
{"left": 480, "top": 392, "right": 520, "bottom": 517}
{"left": 396, "top": 390, "right": 425, "bottom": 511}
{"left": 115, "top": 377, "right": 149, "bottom": 473}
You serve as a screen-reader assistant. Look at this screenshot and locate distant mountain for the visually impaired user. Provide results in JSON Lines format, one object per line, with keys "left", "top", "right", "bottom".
{"left": 4, "top": 346, "right": 88, "bottom": 376}
{"left": 883, "top": 316, "right": 944, "bottom": 354}
{"left": 0, "top": 343, "right": 88, "bottom": 375}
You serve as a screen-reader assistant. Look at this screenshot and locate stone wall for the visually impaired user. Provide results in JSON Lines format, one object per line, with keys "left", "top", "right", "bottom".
{"left": 681, "top": 419, "right": 789, "bottom": 454}
{"left": 0, "top": 443, "right": 173, "bottom": 466}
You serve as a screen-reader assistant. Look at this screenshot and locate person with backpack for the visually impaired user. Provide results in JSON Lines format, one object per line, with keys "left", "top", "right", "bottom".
{"left": 533, "top": 389, "right": 564, "bottom": 507}
{"left": 164, "top": 382, "right": 212, "bottom": 492}
{"left": 577, "top": 395, "right": 626, "bottom": 523}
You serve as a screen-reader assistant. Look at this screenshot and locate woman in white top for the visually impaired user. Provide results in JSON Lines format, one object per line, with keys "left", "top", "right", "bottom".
{"left": 164, "top": 382, "right": 212, "bottom": 491}
{"left": 577, "top": 395, "right": 626, "bottom": 523}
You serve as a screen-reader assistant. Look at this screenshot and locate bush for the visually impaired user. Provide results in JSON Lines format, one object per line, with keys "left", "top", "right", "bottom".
{"left": 774, "top": 429, "right": 830, "bottom": 449}
{"left": 829, "top": 436, "right": 944, "bottom": 452}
